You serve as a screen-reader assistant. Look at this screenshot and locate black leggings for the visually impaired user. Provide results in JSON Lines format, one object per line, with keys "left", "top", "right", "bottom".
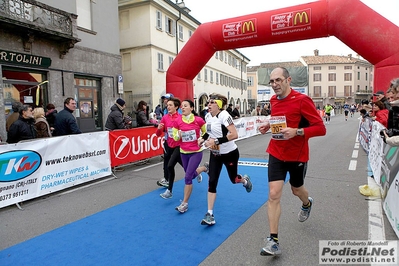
{"left": 167, "top": 146, "right": 182, "bottom": 191}
{"left": 163, "top": 141, "right": 171, "bottom": 181}
{"left": 208, "top": 148, "right": 240, "bottom": 193}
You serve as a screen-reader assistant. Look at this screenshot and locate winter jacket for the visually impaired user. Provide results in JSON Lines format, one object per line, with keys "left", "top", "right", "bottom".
{"left": 53, "top": 106, "right": 82, "bottom": 136}
{"left": 374, "top": 109, "right": 389, "bottom": 128}
{"left": 105, "top": 104, "right": 126, "bottom": 130}
{"left": 136, "top": 110, "right": 157, "bottom": 127}
{"left": 45, "top": 109, "right": 57, "bottom": 128}
{"left": 232, "top": 108, "right": 240, "bottom": 118}
{"left": 35, "top": 117, "right": 52, "bottom": 138}
{"left": 7, "top": 115, "right": 36, "bottom": 143}
{"left": 6, "top": 112, "right": 19, "bottom": 132}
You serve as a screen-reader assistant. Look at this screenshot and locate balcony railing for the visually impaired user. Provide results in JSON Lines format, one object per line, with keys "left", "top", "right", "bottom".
{"left": 309, "top": 92, "right": 361, "bottom": 98}
{"left": 355, "top": 90, "right": 373, "bottom": 95}
{"left": 0, "top": 0, "right": 80, "bottom": 57}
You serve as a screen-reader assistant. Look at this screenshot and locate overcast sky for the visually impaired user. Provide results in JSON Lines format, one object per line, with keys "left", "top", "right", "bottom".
{"left": 182, "top": 0, "right": 399, "bottom": 66}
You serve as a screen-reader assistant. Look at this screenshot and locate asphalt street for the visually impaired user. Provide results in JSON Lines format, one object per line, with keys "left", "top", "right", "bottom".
{"left": 1, "top": 113, "right": 397, "bottom": 265}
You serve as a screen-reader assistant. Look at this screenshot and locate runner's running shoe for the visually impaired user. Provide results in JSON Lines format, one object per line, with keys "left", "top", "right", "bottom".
{"left": 175, "top": 202, "right": 188, "bottom": 213}
{"left": 298, "top": 197, "right": 313, "bottom": 222}
{"left": 242, "top": 174, "right": 252, "bottom": 193}
{"left": 156, "top": 178, "right": 169, "bottom": 188}
{"left": 260, "top": 237, "right": 282, "bottom": 256}
{"left": 203, "top": 162, "right": 209, "bottom": 174}
{"left": 201, "top": 212, "right": 215, "bottom": 225}
{"left": 196, "top": 173, "right": 203, "bottom": 183}
{"left": 160, "top": 189, "right": 172, "bottom": 199}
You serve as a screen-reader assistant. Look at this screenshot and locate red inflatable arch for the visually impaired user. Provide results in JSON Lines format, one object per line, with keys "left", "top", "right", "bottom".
{"left": 166, "top": 0, "right": 399, "bottom": 100}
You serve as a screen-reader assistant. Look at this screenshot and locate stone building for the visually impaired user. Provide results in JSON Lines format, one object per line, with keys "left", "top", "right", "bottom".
{"left": 0, "top": 0, "right": 122, "bottom": 141}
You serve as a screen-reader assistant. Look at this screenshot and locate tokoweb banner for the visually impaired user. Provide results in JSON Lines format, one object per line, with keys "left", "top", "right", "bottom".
{"left": 0, "top": 132, "right": 111, "bottom": 208}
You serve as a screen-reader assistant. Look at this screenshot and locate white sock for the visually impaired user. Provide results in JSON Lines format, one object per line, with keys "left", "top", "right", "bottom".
{"left": 208, "top": 210, "right": 213, "bottom": 215}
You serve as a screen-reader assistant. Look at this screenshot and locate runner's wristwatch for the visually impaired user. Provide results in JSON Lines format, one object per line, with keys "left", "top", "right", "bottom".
{"left": 296, "top": 128, "right": 304, "bottom": 136}
{"left": 214, "top": 138, "right": 219, "bottom": 145}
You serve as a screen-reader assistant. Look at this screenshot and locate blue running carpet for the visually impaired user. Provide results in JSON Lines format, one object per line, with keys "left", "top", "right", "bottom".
{"left": 0, "top": 158, "right": 271, "bottom": 266}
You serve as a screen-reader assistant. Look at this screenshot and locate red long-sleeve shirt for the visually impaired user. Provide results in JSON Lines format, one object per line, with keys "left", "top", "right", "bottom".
{"left": 266, "top": 89, "right": 326, "bottom": 162}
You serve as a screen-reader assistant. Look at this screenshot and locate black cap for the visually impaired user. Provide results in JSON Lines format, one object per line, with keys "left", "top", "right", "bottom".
{"left": 116, "top": 98, "right": 126, "bottom": 106}
{"left": 373, "top": 91, "right": 384, "bottom": 96}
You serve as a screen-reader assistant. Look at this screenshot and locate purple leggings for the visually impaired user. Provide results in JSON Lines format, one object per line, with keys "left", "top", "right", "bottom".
{"left": 180, "top": 152, "right": 203, "bottom": 185}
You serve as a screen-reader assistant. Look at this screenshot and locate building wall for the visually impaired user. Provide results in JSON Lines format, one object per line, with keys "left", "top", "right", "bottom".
{"left": 307, "top": 62, "right": 373, "bottom": 105}
{"left": 0, "top": 0, "right": 121, "bottom": 141}
{"left": 40, "top": 0, "right": 120, "bottom": 54}
{"left": 118, "top": 0, "right": 250, "bottom": 116}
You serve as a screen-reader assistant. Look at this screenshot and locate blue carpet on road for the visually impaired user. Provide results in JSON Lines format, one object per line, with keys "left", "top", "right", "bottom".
{"left": 1, "top": 158, "right": 270, "bottom": 266}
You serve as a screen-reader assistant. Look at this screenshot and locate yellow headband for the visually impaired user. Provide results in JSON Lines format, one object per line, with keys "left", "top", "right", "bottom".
{"left": 215, "top": 100, "right": 223, "bottom": 109}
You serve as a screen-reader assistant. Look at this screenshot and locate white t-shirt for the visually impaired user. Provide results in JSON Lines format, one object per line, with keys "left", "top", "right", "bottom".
{"left": 205, "top": 110, "right": 237, "bottom": 155}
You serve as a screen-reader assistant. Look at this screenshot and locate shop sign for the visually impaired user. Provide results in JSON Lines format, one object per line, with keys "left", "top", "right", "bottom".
{"left": 0, "top": 49, "right": 51, "bottom": 68}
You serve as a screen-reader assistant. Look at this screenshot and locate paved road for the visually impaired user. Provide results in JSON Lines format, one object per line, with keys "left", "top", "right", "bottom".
{"left": 1, "top": 113, "right": 397, "bottom": 265}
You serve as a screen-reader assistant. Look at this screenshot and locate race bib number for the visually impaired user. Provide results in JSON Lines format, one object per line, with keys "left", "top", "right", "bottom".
{"left": 181, "top": 129, "right": 197, "bottom": 142}
{"left": 167, "top": 127, "right": 173, "bottom": 137}
{"left": 270, "top": 116, "right": 287, "bottom": 140}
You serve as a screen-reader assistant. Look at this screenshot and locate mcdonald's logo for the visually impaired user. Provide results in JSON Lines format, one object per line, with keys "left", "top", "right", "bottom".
{"left": 293, "top": 10, "right": 310, "bottom": 25}
{"left": 223, "top": 18, "right": 257, "bottom": 38}
{"left": 242, "top": 20, "right": 255, "bottom": 34}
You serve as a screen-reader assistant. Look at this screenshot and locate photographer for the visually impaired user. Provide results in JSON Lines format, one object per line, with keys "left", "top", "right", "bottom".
{"left": 358, "top": 99, "right": 372, "bottom": 121}
{"left": 386, "top": 78, "right": 399, "bottom": 136}
{"left": 381, "top": 129, "right": 399, "bottom": 146}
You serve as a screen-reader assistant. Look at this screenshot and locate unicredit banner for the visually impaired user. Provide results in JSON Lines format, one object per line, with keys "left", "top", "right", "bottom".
{"left": 109, "top": 127, "right": 164, "bottom": 167}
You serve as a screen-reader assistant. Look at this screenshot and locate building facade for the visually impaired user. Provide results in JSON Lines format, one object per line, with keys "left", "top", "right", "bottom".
{"left": 118, "top": 0, "right": 250, "bottom": 117}
{"left": 0, "top": 0, "right": 122, "bottom": 141}
{"left": 249, "top": 51, "right": 373, "bottom": 109}
{"left": 247, "top": 66, "right": 259, "bottom": 111}
{"left": 301, "top": 50, "right": 373, "bottom": 107}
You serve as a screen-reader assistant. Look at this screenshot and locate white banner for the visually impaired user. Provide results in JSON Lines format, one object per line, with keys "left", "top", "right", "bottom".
{"left": 383, "top": 173, "right": 399, "bottom": 238}
{"left": 0, "top": 132, "right": 111, "bottom": 208}
{"left": 233, "top": 116, "right": 270, "bottom": 140}
{"left": 358, "top": 117, "right": 372, "bottom": 153}
{"left": 369, "top": 121, "right": 385, "bottom": 185}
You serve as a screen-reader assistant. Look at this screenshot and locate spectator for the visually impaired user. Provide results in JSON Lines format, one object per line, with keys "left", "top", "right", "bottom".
{"left": 155, "top": 104, "right": 162, "bottom": 121}
{"left": 105, "top": 98, "right": 131, "bottom": 130}
{"left": 386, "top": 89, "right": 397, "bottom": 103}
{"left": 374, "top": 90, "right": 391, "bottom": 111}
{"left": 136, "top": 100, "right": 157, "bottom": 127}
{"left": 251, "top": 105, "right": 262, "bottom": 116}
{"left": 33, "top": 107, "right": 52, "bottom": 138}
{"left": 53, "top": 97, "right": 82, "bottom": 136}
{"left": 372, "top": 101, "right": 388, "bottom": 128}
{"left": 231, "top": 104, "right": 240, "bottom": 119}
{"left": 6, "top": 101, "right": 23, "bottom": 132}
{"left": 200, "top": 106, "right": 208, "bottom": 120}
{"left": 161, "top": 93, "right": 174, "bottom": 115}
{"left": 7, "top": 105, "right": 36, "bottom": 143}
{"left": 387, "top": 78, "right": 399, "bottom": 134}
{"left": 226, "top": 103, "right": 234, "bottom": 116}
{"left": 149, "top": 112, "right": 158, "bottom": 124}
{"left": 261, "top": 104, "right": 270, "bottom": 116}
{"left": 45, "top": 103, "right": 57, "bottom": 132}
